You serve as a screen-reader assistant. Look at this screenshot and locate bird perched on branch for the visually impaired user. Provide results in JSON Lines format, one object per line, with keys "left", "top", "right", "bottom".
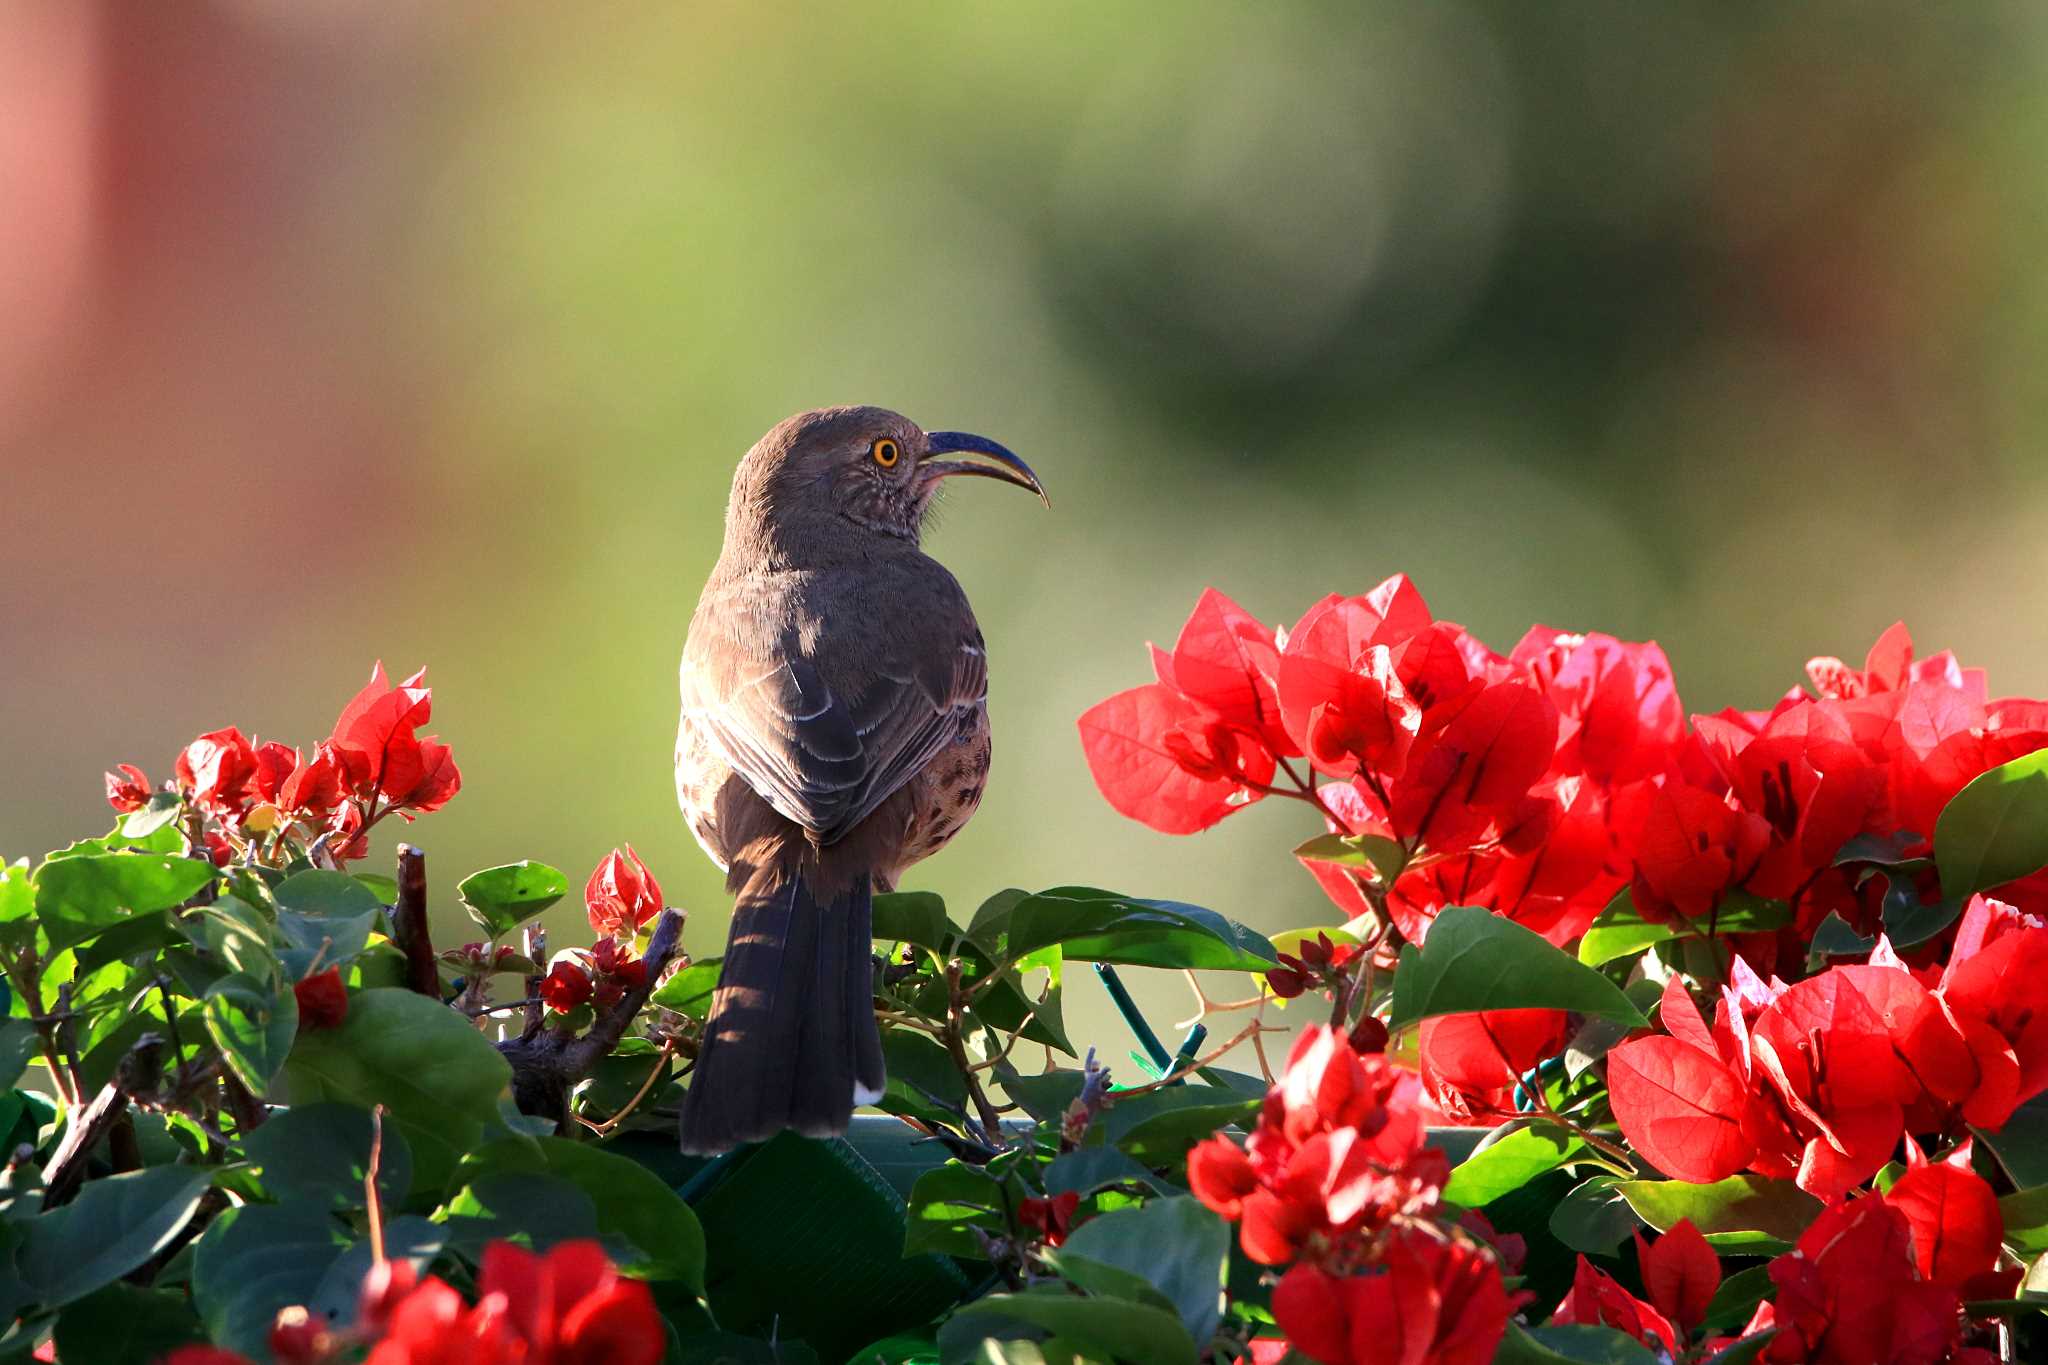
{"left": 674, "top": 407, "right": 1046, "bottom": 1153}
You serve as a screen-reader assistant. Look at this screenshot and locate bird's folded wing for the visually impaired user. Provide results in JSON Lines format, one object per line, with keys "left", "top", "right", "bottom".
{"left": 684, "top": 628, "right": 986, "bottom": 844}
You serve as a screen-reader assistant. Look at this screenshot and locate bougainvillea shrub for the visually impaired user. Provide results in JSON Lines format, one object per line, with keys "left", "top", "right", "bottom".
{"left": 1, "top": 578, "right": 2044, "bottom": 1363}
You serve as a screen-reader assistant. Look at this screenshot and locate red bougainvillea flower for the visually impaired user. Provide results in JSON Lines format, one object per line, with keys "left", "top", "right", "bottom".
{"left": 1511, "top": 629, "right": 1685, "bottom": 786}
{"left": 1192, "top": 1026, "right": 1445, "bottom": 1269}
{"left": 249, "top": 741, "right": 300, "bottom": 808}
{"left": 364, "top": 1272, "right": 523, "bottom": 1365}
{"left": 1939, "top": 898, "right": 2048, "bottom": 1111}
{"left": 1271, "top": 1230, "right": 1519, "bottom": 1365}
{"left": 278, "top": 740, "right": 348, "bottom": 818}
{"left": 1416, "top": 1008, "right": 1572, "bottom": 1121}
{"left": 157, "top": 1350, "right": 257, "bottom": 1365}
{"left": 1079, "top": 680, "right": 1276, "bottom": 834}
{"left": 105, "top": 763, "right": 153, "bottom": 813}
{"left": 1016, "top": 1190, "right": 1081, "bottom": 1247}
{"left": 585, "top": 846, "right": 664, "bottom": 938}
{"left": 329, "top": 663, "right": 461, "bottom": 813}
{"left": 1882, "top": 1156, "right": 2002, "bottom": 1293}
{"left": 292, "top": 968, "right": 348, "bottom": 1031}
{"left": 1610, "top": 778, "right": 1771, "bottom": 926}
{"left": 1754, "top": 1195, "right": 1966, "bottom": 1365}
{"left": 479, "top": 1239, "right": 663, "bottom": 1365}
{"left": 1166, "top": 588, "right": 1296, "bottom": 757}
{"left": 1385, "top": 678, "right": 1558, "bottom": 856}
{"left": 540, "top": 960, "right": 593, "bottom": 1012}
{"left": 1634, "top": 1218, "right": 1720, "bottom": 1335}
{"left": 176, "top": 726, "right": 260, "bottom": 822}
{"left": 1550, "top": 1254, "right": 1680, "bottom": 1357}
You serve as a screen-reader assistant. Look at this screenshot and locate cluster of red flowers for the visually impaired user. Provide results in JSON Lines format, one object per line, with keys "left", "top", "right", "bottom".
{"left": 1550, "top": 1218, "right": 1719, "bottom": 1356}
{"left": 1187, "top": 1025, "right": 1523, "bottom": 1364}
{"left": 1608, "top": 896, "right": 2048, "bottom": 1199}
{"left": 107, "top": 663, "right": 459, "bottom": 866}
{"left": 538, "top": 848, "right": 664, "bottom": 1015}
{"left": 157, "top": 1240, "right": 661, "bottom": 1365}
{"left": 1079, "top": 582, "right": 2048, "bottom": 958}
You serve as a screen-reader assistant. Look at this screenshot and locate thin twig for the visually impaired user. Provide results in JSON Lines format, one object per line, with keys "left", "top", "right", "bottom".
{"left": 366, "top": 1105, "right": 386, "bottom": 1263}
{"left": 1114, "top": 1016, "right": 1285, "bottom": 1097}
{"left": 575, "top": 1038, "right": 679, "bottom": 1138}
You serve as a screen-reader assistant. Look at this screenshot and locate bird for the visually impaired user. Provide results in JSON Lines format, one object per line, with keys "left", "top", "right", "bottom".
{"left": 673, "top": 406, "right": 1046, "bottom": 1153}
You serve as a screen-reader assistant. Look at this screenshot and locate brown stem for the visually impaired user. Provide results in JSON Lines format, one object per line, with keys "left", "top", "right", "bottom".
{"left": 521, "top": 924, "right": 548, "bottom": 1040}
{"left": 943, "top": 960, "right": 1007, "bottom": 1142}
{"left": 220, "top": 1069, "right": 268, "bottom": 1134}
{"left": 497, "top": 908, "right": 686, "bottom": 1132}
{"left": 393, "top": 844, "right": 440, "bottom": 1000}
{"left": 44, "top": 1037, "right": 166, "bottom": 1205}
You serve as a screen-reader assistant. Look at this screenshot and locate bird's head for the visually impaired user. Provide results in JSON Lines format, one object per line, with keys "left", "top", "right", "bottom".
{"left": 730, "top": 406, "right": 1046, "bottom": 548}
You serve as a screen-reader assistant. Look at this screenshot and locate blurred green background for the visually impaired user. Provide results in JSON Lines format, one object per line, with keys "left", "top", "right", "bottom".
{"left": 5, "top": 2, "right": 2046, "bottom": 1066}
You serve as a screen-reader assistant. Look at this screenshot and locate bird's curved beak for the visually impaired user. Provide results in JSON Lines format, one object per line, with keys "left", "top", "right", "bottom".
{"left": 920, "top": 431, "right": 1050, "bottom": 507}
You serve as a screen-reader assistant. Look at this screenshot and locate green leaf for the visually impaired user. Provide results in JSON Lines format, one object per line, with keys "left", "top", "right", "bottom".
{"left": 32, "top": 853, "right": 215, "bottom": 953}
{"left": 191, "top": 1204, "right": 348, "bottom": 1359}
{"left": 203, "top": 970, "right": 299, "bottom": 1093}
{"left": 1099, "top": 1087, "right": 1260, "bottom": 1166}
{"left": 1618, "top": 1175, "right": 1822, "bottom": 1250}
{"left": 306, "top": 1216, "right": 444, "bottom": 1330}
{"left": 440, "top": 1171, "right": 603, "bottom": 1252}
{"left": 1497, "top": 1322, "right": 1664, "bottom": 1365}
{"left": 1806, "top": 912, "right": 1876, "bottom": 966}
{"left": 1579, "top": 890, "right": 1790, "bottom": 967}
{"left": 51, "top": 1282, "right": 204, "bottom": 1363}
{"left": 1936, "top": 749, "right": 2048, "bottom": 899}
{"left": 678, "top": 1334, "right": 824, "bottom": 1365}
{"left": 244, "top": 1101, "right": 413, "bottom": 1210}
{"left": 1880, "top": 879, "right": 1966, "bottom": 950}
{"left": 1292, "top": 831, "right": 1409, "bottom": 880}
{"left": 457, "top": 861, "right": 570, "bottom": 939}
{"left": 2001, "top": 1184, "right": 2048, "bottom": 1258}
{"left": 286, "top": 987, "right": 512, "bottom": 1198}
{"left": 1055, "top": 1197, "right": 1228, "bottom": 1344}
{"left": 874, "top": 892, "right": 960, "bottom": 955}
{"left": 0, "top": 861, "right": 30, "bottom": 952}
{"left": 453, "top": 1136, "right": 706, "bottom": 1289}
{"left": 950, "top": 1289, "right": 1197, "bottom": 1365}
{"left": 1978, "top": 1092, "right": 2048, "bottom": 1189}
{"left": 1549, "top": 1175, "right": 1643, "bottom": 1254}
{"left": 1392, "top": 906, "right": 1647, "bottom": 1029}
{"left": 1444, "top": 1124, "right": 1582, "bottom": 1208}
{"left": 982, "top": 888, "right": 1277, "bottom": 971}
{"left": 649, "top": 955, "right": 720, "bottom": 1018}
{"left": 18, "top": 1166, "right": 211, "bottom": 1307}
{"left": 273, "top": 869, "right": 385, "bottom": 978}
{"left": 1702, "top": 1265, "right": 1774, "bottom": 1332}
{"left": 904, "top": 1163, "right": 1006, "bottom": 1260}
{"left": 1701, "top": 1332, "right": 1779, "bottom": 1365}
{"left": 880, "top": 1028, "right": 969, "bottom": 1122}
{"left": 0, "top": 1023, "right": 36, "bottom": 1092}
{"left": 1043, "top": 1148, "right": 1170, "bottom": 1199}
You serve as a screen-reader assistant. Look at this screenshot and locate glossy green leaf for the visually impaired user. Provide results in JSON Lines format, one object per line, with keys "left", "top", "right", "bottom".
{"left": 1579, "top": 890, "right": 1790, "bottom": 967}
{"left": 454, "top": 1136, "right": 706, "bottom": 1289}
{"left": 203, "top": 970, "right": 298, "bottom": 1093}
{"left": 1056, "top": 1197, "right": 1228, "bottom": 1344}
{"left": 951, "top": 1290, "right": 1197, "bottom": 1365}
{"left": 191, "top": 1204, "right": 348, "bottom": 1359}
{"left": 32, "top": 853, "right": 214, "bottom": 952}
{"left": 980, "top": 887, "right": 1276, "bottom": 971}
{"left": 649, "top": 955, "right": 720, "bottom": 1018}
{"left": 1292, "top": 831, "right": 1409, "bottom": 880}
{"left": 18, "top": 1166, "right": 212, "bottom": 1307}
{"left": 1392, "top": 906, "right": 1647, "bottom": 1029}
{"left": 244, "top": 1101, "right": 413, "bottom": 1210}
{"left": 1936, "top": 749, "right": 2048, "bottom": 899}
{"left": 286, "top": 987, "right": 512, "bottom": 1197}
{"left": 51, "top": 1281, "right": 205, "bottom": 1363}
{"left": 873, "top": 892, "right": 960, "bottom": 956}
{"left": 1549, "top": 1175, "right": 1643, "bottom": 1254}
{"left": 904, "top": 1163, "right": 1006, "bottom": 1260}
{"left": 273, "top": 869, "right": 385, "bottom": 977}
{"left": 1498, "top": 1322, "right": 1663, "bottom": 1365}
{"left": 1702, "top": 1265, "right": 1774, "bottom": 1332}
{"left": 2001, "top": 1184, "right": 2048, "bottom": 1258}
{"left": 457, "top": 861, "right": 570, "bottom": 939}
{"left": 0, "top": 861, "right": 30, "bottom": 951}
{"left": 1978, "top": 1092, "right": 2048, "bottom": 1189}
{"left": 1618, "top": 1175, "right": 1821, "bottom": 1250}
{"left": 1444, "top": 1125, "right": 1581, "bottom": 1208}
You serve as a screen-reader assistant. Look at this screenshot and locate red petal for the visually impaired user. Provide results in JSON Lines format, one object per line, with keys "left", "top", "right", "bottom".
{"left": 1606, "top": 1037, "right": 1755, "bottom": 1183}
{"left": 1078, "top": 683, "right": 1267, "bottom": 834}
{"left": 1636, "top": 1217, "right": 1720, "bottom": 1331}
{"left": 1885, "top": 1163, "right": 2002, "bottom": 1291}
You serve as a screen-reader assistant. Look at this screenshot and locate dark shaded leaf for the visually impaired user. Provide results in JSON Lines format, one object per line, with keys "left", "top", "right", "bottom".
{"left": 244, "top": 1101, "right": 413, "bottom": 1210}
{"left": 19, "top": 1166, "right": 211, "bottom": 1307}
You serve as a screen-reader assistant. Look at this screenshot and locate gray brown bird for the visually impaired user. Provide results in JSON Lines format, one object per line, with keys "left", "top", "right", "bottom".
{"left": 674, "top": 406, "right": 1045, "bottom": 1153}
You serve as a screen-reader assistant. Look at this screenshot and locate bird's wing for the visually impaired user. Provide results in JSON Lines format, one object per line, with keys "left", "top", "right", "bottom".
{"left": 681, "top": 575, "right": 986, "bottom": 843}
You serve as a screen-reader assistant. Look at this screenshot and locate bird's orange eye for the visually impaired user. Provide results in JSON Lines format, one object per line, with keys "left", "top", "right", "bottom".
{"left": 871, "top": 438, "right": 900, "bottom": 468}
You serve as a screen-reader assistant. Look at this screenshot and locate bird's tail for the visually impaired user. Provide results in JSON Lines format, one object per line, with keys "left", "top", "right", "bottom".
{"left": 678, "top": 869, "right": 885, "bottom": 1154}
